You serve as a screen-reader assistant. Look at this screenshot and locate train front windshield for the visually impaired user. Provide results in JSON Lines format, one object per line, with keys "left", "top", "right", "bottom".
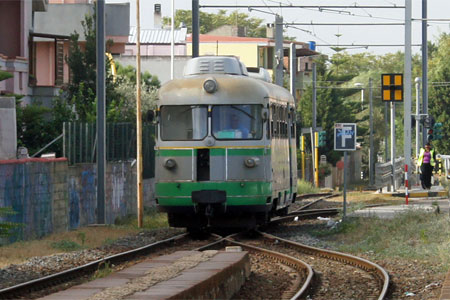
{"left": 160, "top": 104, "right": 263, "bottom": 141}
{"left": 160, "top": 105, "right": 207, "bottom": 140}
{"left": 212, "top": 105, "right": 262, "bottom": 140}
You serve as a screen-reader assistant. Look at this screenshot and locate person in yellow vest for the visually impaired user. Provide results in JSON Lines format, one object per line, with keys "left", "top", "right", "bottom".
{"left": 417, "top": 143, "right": 436, "bottom": 190}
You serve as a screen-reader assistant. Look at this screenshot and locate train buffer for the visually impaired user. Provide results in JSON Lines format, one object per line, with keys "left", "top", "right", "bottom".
{"left": 39, "top": 250, "right": 250, "bottom": 300}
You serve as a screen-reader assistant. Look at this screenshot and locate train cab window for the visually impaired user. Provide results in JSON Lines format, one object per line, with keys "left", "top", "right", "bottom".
{"left": 212, "top": 105, "right": 263, "bottom": 140}
{"left": 160, "top": 105, "right": 207, "bottom": 140}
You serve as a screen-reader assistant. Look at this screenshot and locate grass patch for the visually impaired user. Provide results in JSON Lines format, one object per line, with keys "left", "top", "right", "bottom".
{"left": 114, "top": 207, "right": 169, "bottom": 229}
{"left": 93, "top": 262, "right": 113, "bottom": 279}
{"left": 0, "top": 206, "right": 170, "bottom": 268}
{"left": 297, "top": 180, "right": 320, "bottom": 195}
{"left": 311, "top": 210, "right": 450, "bottom": 271}
{"left": 50, "top": 240, "right": 84, "bottom": 252}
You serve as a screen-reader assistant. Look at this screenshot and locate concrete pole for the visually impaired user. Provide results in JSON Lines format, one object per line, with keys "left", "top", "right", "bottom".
{"left": 96, "top": 0, "right": 105, "bottom": 224}
{"left": 289, "top": 43, "right": 296, "bottom": 102}
{"left": 275, "top": 15, "right": 284, "bottom": 87}
{"left": 311, "top": 63, "right": 317, "bottom": 186}
{"left": 391, "top": 102, "right": 396, "bottom": 191}
{"left": 170, "top": 0, "right": 174, "bottom": 79}
{"left": 314, "top": 131, "right": 319, "bottom": 187}
{"left": 422, "top": 0, "right": 428, "bottom": 146}
{"left": 343, "top": 151, "right": 348, "bottom": 220}
{"left": 404, "top": 0, "right": 412, "bottom": 182}
{"left": 312, "top": 62, "right": 317, "bottom": 131}
{"left": 369, "top": 78, "right": 374, "bottom": 186}
{"left": 136, "top": 0, "right": 143, "bottom": 228}
{"left": 415, "top": 78, "right": 421, "bottom": 157}
{"left": 415, "top": 77, "right": 421, "bottom": 176}
{"left": 384, "top": 102, "right": 389, "bottom": 163}
{"left": 301, "top": 135, "right": 305, "bottom": 180}
{"left": 360, "top": 88, "right": 364, "bottom": 111}
{"left": 192, "top": 0, "right": 199, "bottom": 57}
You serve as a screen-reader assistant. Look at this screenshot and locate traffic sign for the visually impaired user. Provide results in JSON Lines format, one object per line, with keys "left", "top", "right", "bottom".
{"left": 334, "top": 123, "right": 357, "bottom": 151}
{"left": 381, "top": 73, "right": 403, "bottom": 102}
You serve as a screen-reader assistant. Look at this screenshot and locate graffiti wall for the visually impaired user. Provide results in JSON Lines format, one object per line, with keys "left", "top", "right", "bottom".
{"left": 0, "top": 159, "right": 151, "bottom": 244}
{"left": 0, "top": 158, "right": 67, "bottom": 242}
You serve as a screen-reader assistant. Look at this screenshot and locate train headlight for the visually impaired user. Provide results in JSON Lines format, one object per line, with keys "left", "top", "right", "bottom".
{"left": 203, "top": 78, "right": 218, "bottom": 93}
{"left": 164, "top": 158, "right": 177, "bottom": 169}
{"left": 244, "top": 157, "right": 260, "bottom": 168}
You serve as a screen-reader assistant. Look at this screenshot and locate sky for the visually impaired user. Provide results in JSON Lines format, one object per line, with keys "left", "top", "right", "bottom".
{"left": 106, "top": 0, "right": 450, "bottom": 57}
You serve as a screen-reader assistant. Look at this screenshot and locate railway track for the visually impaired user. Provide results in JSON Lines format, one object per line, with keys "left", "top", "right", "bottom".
{"left": 1, "top": 197, "right": 389, "bottom": 300}
{"left": 227, "top": 230, "right": 389, "bottom": 300}
{"left": 0, "top": 233, "right": 219, "bottom": 299}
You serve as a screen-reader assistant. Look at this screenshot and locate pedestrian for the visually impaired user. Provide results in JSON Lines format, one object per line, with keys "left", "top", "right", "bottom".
{"left": 417, "top": 143, "right": 436, "bottom": 190}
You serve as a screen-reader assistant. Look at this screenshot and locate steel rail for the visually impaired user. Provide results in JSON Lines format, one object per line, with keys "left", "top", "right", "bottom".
{"left": 295, "top": 192, "right": 334, "bottom": 200}
{"left": 294, "top": 193, "right": 339, "bottom": 211}
{"left": 257, "top": 231, "right": 390, "bottom": 300}
{"left": 0, "top": 233, "right": 194, "bottom": 299}
{"left": 196, "top": 232, "right": 314, "bottom": 299}
{"left": 271, "top": 208, "right": 339, "bottom": 224}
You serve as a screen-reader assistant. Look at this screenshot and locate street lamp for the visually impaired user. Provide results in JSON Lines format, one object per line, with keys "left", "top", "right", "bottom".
{"left": 354, "top": 82, "right": 364, "bottom": 111}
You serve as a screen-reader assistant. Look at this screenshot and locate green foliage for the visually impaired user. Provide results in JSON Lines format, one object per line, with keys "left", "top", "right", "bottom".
{"left": 77, "top": 232, "right": 86, "bottom": 246}
{"left": 0, "top": 67, "right": 13, "bottom": 83}
{"left": 64, "top": 13, "right": 159, "bottom": 124}
{"left": 116, "top": 62, "right": 160, "bottom": 88}
{"left": 297, "top": 179, "right": 320, "bottom": 195}
{"left": 50, "top": 240, "right": 84, "bottom": 251}
{"left": 298, "top": 56, "right": 356, "bottom": 165}
{"left": 93, "top": 262, "right": 113, "bottom": 279}
{"left": 0, "top": 207, "right": 21, "bottom": 238}
{"left": 429, "top": 33, "right": 450, "bottom": 153}
{"left": 162, "top": 9, "right": 266, "bottom": 37}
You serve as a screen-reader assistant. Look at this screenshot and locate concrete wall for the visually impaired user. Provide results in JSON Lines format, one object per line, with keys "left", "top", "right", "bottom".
{"left": 0, "top": 159, "right": 155, "bottom": 244}
{"left": 34, "top": 3, "right": 129, "bottom": 40}
{"left": 0, "top": 97, "right": 17, "bottom": 160}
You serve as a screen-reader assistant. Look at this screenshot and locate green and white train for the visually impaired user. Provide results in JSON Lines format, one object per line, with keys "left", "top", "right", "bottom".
{"left": 155, "top": 56, "right": 297, "bottom": 230}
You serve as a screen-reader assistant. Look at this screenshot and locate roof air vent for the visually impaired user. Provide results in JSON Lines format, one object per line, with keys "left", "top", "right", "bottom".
{"left": 184, "top": 56, "right": 248, "bottom": 76}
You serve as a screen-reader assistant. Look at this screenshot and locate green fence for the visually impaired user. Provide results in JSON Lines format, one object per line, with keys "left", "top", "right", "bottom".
{"left": 63, "top": 122, "right": 155, "bottom": 178}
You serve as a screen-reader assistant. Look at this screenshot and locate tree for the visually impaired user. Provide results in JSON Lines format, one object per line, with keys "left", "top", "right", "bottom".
{"left": 298, "top": 56, "right": 357, "bottom": 166}
{"left": 162, "top": 9, "right": 266, "bottom": 38}
{"left": 64, "top": 12, "right": 118, "bottom": 122}
{"left": 108, "top": 63, "right": 159, "bottom": 122}
{"left": 429, "top": 33, "right": 450, "bottom": 153}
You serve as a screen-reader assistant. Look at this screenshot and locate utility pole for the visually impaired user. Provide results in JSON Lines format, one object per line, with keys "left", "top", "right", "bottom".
{"left": 170, "top": 0, "right": 174, "bottom": 80}
{"left": 415, "top": 77, "right": 421, "bottom": 174}
{"left": 312, "top": 62, "right": 318, "bottom": 187}
{"left": 391, "top": 102, "right": 396, "bottom": 191}
{"left": 369, "top": 78, "right": 374, "bottom": 186}
{"left": 404, "top": 0, "right": 412, "bottom": 181}
{"left": 136, "top": 0, "right": 143, "bottom": 228}
{"left": 384, "top": 102, "right": 389, "bottom": 163}
{"left": 274, "top": 15, "right": 283, "bottom": 87}
{"left": 96, "top": 0, "right": 105, "bottom": 224}
{"left": 289, "top": 43, "right": 296, "bottom": 101}
{"left": 192, "top": 0, "right": 199, "bottom": 57}
{"left": 422, "top": 0, "right": 428, "bottom": 146}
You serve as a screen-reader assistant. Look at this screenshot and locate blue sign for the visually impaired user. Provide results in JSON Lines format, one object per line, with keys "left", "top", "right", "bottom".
{"left": 334, "top": 123, "right": 357, "bottom": 151}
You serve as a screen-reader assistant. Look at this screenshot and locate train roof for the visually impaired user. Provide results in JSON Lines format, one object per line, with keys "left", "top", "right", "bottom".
{"left": 158, "top": 56, "right": 295, "bottom": 106}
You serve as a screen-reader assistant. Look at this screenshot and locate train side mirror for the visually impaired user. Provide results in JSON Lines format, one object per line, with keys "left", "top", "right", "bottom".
{"left": 261, "top": 108, "right": 269, "bottom": 121}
